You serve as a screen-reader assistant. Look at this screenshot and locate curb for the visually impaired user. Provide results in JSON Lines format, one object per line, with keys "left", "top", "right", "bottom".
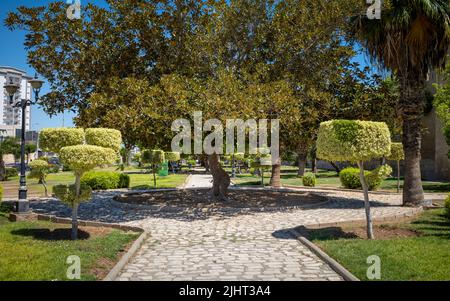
{"left": 103, "top": 230, "right": 150, "bottom": 281}
{"left": 289, "top": 229, "right": 359, "bottom": 281}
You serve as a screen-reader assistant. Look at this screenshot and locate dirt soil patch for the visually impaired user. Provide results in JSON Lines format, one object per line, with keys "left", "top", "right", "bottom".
{"left": 114, "top": 189, "right": 328, "bottom": 209}
{"left": 11, "top": 225, "right": 113, "bottom": 241}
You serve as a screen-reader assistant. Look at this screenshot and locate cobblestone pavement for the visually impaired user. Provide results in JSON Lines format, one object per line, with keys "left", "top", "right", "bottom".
{"left": 29, "top": 186, "right": 443, "bottom": 281}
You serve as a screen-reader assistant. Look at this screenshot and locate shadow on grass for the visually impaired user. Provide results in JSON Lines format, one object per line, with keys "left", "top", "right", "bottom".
{"left": 11, "top": 228, "right": 90, "bottom": 241}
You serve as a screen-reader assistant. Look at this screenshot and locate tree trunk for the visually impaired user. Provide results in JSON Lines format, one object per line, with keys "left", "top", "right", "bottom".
{"left": 400, "top": 78, "right": 425, "bottom": 206}
{"left": 42, "top": 178, "right": 48, "bottom": 197}
{"left": 397, "top": 160, "right": 401, "bottom": 194}
{"left": 330, "top": 161, "right": 341, "bottom": 176}
{"left": 297, "top": 145, "right": 308, "bottom": 177}
{"left": 208, "top": 154, "right": 230, "bottom": 201}
{"left": 358, "top": 161, "right": 374, "bottom": 239}
{"left": 72, "top": 174, "right": 81, "bottom": 240}
{"left": 270, "top": 157, "right": 282, "bottom": 188}
{"left": 311, "top": 158, "right": 318, "bottom": 174}
{"left": 152, "top": 164, "right": 157, "bottom": 188}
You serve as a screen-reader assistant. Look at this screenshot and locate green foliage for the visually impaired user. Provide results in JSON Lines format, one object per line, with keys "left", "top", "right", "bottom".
{"left": 366, "top": 165, "right": 393, "bottom": 191}
{"left": 81, "top": 171, "right": 130, "bottom": 190}
{"left": 85, "top": 128, "right": 122, "bottom": 152}
{"left": 59, "top": 145, "right": 117, "bottom": 174}
{"left": 28, "top": 160, "right": 50, "bottom": 180}
{"left": 164, "top": 152, "right": 181, "bottom": 162}
{"left": 317, "top": 120, "right": 391, "bottom": 162}
{"left": 5, "top": 168, "right": 18, "bottom": 180}
{"left": 444, "top": 195, "right": 450, "bottom": 219}
{"left": 388, "top": 142, "right": 404, "bottom": 161}
{"left": 39, "top": 128, "right": 85, "bottom": 153}
{"left": 339, "top": 167, "right": 365, "bottom": 189}
{"left": 339, "top": 165, "right": 392, "bottom": 191}
{"left": 52, "top": 184, "right": 92, "bottom": 207}
{"left": 142, "top": 149, "right": 165, "bottom": 165}
{"left": 302, "top": 172, "right": 316, "bottom": 187}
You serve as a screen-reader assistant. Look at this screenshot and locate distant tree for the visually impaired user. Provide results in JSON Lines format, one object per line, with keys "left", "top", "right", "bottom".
{"left": 0, "top": 137, "right": 20, "bottom": 181}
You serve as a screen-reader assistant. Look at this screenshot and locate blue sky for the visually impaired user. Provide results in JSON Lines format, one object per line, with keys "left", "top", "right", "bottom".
{"left": 0, "top": 0, "right": 373, "bottom": 131}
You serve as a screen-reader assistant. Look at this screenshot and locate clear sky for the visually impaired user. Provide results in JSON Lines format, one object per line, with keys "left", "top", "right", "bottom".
{"left": 0, "top": 1, "right": 373, "bottom": 131}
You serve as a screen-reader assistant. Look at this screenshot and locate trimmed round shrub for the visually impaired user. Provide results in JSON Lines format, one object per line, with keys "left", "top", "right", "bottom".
{"left": 340, "top": 165, "right": 392, "bottom": 191}
{"left": 165, "top": 152, "right": 181, "bottom": 162}
{"left": 339, "top": 167, "right": 365, "bottom": 189}
{"left": 387, "top": 142, "right": 405, "bottom": 161}
{"left": 317, "top": 120, "right": 391, "bottom": 162}
{"left": 39, "top": 128, "right": 85, "bottom": 153}
{"left": 302, "top": 173, "right": 316, "bottom": 187}
{"left": 52, "top": 184, "right": 92, "bottom": 207}
{"left": 85, "top": 128, "right": 122, "bottom": 152}
{"left": 59, "top": 145, "right": 118, "bottom": 173}
{"left": 81, "top": 171, "right": 130, "bottom": 190}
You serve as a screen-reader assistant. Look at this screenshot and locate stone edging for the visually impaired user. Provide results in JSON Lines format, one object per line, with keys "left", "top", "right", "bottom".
{"left": 103, "top": 230, "right": 150, "bottom": 281}
{"left": 289, "top": 229, "right": 359, "bottom": 281}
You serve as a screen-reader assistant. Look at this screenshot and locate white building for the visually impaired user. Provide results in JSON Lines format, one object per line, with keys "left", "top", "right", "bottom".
{"left": 0, "top": 66, "right": 32, "bottom": 138}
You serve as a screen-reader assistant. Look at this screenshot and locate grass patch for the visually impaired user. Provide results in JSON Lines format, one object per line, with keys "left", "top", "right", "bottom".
{"left": 129, "top": 173, "right": 187, "bottom": 189}
{"left": 0, "top": 217, "right": 139, "bottom": 280}
{"left": 307, "top": 209, "right": 450, "bottom": 281}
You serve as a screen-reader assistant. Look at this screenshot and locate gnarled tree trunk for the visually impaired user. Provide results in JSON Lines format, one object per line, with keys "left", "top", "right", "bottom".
{"left": 269, "top": 157, "right": 282, "bottom": 188}
{"left": 208, "top": 154, "right": 230, "bottom": 201}
{"left": 400, "top": 78, "right": 425, "bottom": 206}
{"left": 297, "top": 144, "right": 308, "bottom": 177}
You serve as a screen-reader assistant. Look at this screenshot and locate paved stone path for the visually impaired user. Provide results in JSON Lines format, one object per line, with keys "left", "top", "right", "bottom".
{"left": 29, "top": 180, "right": 443, "bottom": 281}
{"left": 183, "top": 174, "right": 213, "bottom": 189}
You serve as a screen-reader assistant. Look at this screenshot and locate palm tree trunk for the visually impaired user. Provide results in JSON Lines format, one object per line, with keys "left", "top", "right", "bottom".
{"left": 297, "top": 144, "right": 308, "bottom": 177}
{"left": 400, "top": 78, "right": 425, "bottom": 206}
{"left": 397, "top": 160, "right": 400, "bottom": 194}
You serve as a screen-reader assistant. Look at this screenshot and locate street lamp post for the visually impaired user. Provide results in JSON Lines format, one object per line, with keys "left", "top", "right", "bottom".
{"left": 3, "top": 74, "right": 44, "bottom": 213}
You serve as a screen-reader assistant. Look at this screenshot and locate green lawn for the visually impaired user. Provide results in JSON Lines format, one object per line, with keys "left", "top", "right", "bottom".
{"left": 308, "top": 209, "right": 450, "bottom": 281}
{"left": 1, "top": 169, "right": 188, "bottom": 198}
{"left": 232, "top": 168, "right": 450, "bottom": 193}
{"left": 0, "top": 212, "right": 138, "bottom": 281}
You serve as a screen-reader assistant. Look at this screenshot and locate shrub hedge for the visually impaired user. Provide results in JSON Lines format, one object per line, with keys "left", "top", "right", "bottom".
{"left": 5, "top": 167, "right": 18, "bottom": 180}
{"left": 81, "top": 171, "right": 130, "bottom": 190}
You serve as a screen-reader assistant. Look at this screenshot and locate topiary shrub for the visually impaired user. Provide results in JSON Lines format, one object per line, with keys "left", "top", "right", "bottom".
{"left": 165, "top": 152, "right": 181, "bottom": 162}
{"left": 339, "top": 167, "right": 366, "bottom": 189}
{"left": 340, "top": 165, "right": 392, "bottom": 191}
{"left": 302, "top": 172, "right": 316, "bottom": 187}
{"left": 85, "top": 128, "right": 122, "bottom": 152}
{"left": 52, "top": 184, "right": 92, "bottom": 207}
{"left": 39, "top": 128, "right": 85, "bottom": 153}
{"left": 28, "top": 159, "right": 50, "bottom": 196}
{"left": 317, "top": 120, "right": 391, "bottom": 239}
{"left": 366, "top": 165, "right": 393, "bottom": 191}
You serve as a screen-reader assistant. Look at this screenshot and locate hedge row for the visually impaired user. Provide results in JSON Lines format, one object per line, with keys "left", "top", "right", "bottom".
{"left": 339, "top": 165, "right": 392, "bottom": 191}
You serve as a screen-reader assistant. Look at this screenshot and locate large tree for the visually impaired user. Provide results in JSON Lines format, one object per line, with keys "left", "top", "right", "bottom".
{"left": 352, "top": 0, "right": 450, "bottom": 206}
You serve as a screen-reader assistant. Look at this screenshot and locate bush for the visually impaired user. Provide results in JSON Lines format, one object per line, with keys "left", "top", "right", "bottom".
{"left": 339, "top": 167, "right": 365, "bottom": 189}
{"left": 317, "top": 120, "right": 391, "bottom": 162}
{"left": 339, "top": 165, "right": 392, "bottom": 191}
{"left": 142, "top": 149, "right": 165, "bottom": 164}
{"left": 444, "top": 195, "right": 450, "bottom": 219}
{"left": 39, "top": 128, "right": 85, "bottom": 153}
{"left": 165, "top": 152, "right": 181, "bottom": 162}
{"left": 59, "top": 145, "right": 118, "bottom": 173}
{"left": 81, "top": 171, "right": 130, "bottom": 190}
{"left": 302, "top": 173, "right": 316, "bottom": 187}
{"left": 388, "top": 142, "right": 404, "bottom": 161}
{"left": 5, "top": 167, "right": 18, "bottom": 179}
{"left": 85, "top": 128, "right": 122, "bottom": 152}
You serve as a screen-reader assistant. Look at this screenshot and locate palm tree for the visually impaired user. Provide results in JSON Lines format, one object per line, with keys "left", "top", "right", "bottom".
{"left": 352, "top": 0, "right": 450, "bottom": 206}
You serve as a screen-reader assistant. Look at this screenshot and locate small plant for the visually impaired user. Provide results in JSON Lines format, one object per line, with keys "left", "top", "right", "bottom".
{"left": 28, "top": 160, "right": 50, "bottom": 196}
{"left": 339, "top": 167, "right": 364, "bottom": 189}
{"left": 142, "top": 150, "right": 165, "bottom": 188}
{"left": 445, "top": 195, "right": 450, "bottom": 219}
{"left": 302, "top": 172, "right": 316, "bottom": 187}
{"left": 339, "top": 165, "right": 392, "bottom": 191}
{"left": 81, "top": 171, "right": 130, "bottom": 190}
